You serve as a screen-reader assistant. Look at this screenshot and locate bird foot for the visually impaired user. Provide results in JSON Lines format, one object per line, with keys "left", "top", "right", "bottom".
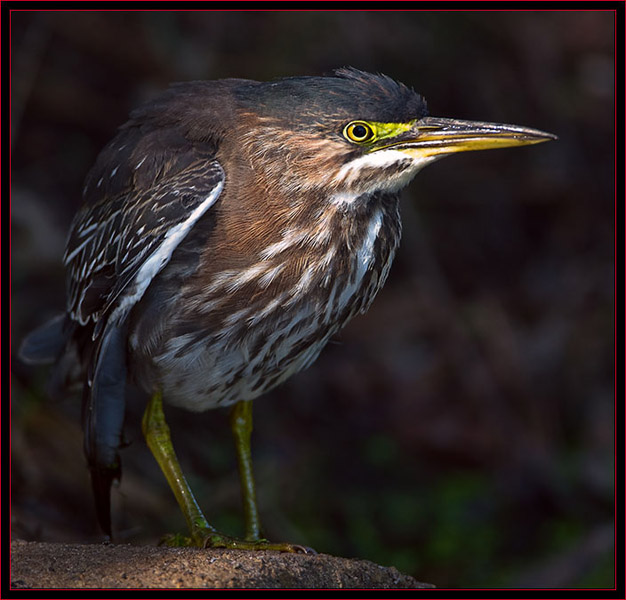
{"left": 159, "top": 529, "right": 315, "bottom": 554}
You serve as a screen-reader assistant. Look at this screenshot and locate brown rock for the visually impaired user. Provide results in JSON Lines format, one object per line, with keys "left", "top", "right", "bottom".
{"left": 9, "top": 540, "right": 434, "bottom": 589}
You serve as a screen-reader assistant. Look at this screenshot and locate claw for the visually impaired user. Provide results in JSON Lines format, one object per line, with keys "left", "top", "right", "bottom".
{"left": 201, "top": 530, "right": 315, "bottom": 553}
{"left": 157, "top": 527, "right": 314, "bottom": 553}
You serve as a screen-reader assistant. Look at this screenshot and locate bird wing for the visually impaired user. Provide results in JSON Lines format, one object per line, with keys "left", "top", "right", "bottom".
{"left": 63, "top": 139, "right": 224, "bottom": 535}
{"left": 65, "top": 156, "right": 224, "bottom": 332}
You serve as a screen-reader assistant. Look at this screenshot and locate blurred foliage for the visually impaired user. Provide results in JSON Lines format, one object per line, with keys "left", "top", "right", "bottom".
{"left": 10, "top": 9, "right": 615, "bottom": 589}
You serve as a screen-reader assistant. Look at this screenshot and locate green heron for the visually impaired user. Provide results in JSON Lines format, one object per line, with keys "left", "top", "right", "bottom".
{"left": 20, "top": 68, "right": 555, "bottom": 552}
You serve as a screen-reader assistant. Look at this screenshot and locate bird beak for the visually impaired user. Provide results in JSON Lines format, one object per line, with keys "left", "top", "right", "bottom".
{"left": 383, "top": 116, "right": 557, "bottom": 157}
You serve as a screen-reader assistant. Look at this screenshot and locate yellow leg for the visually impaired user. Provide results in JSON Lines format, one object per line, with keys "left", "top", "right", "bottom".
{"left": 230, "top": 400, "right": 261, "bottom": 541}
{"left": 142, "top": 390, "right": 214, "bottom": 544}
{"left": 142, "top": 391, "right": 313, "bottom": 552}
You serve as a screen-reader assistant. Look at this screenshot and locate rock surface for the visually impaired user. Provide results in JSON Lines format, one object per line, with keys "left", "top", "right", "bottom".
{"left": 10, "top": 540, "right": 434, "bottom": 589}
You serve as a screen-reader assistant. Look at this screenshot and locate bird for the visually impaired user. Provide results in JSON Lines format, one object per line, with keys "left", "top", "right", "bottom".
{"left": 20, "top": 67, "right": 556, "bottom": 552}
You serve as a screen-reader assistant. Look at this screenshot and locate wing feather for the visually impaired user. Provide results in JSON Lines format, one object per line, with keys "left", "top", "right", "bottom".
{"left": 65, "top": 158, "right": 224, "bottom": 329}
{"left": 64, "top": 136, "right": 225, "bottom": 536}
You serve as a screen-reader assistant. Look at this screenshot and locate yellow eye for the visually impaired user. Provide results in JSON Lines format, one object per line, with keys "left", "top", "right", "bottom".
{"left": 343, "top": 121, "right": 375, "bottom": 143}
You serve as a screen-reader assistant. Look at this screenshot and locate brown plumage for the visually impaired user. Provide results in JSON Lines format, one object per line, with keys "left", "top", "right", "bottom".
{"left": 20, "top": 68, "right": 555, "bottom": 543}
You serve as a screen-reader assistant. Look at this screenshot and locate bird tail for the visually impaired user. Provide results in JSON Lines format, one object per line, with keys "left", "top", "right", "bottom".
{"left": 20, "top": 314, "right": 128, "bottom": 538}
{"left": 18, "top": 315, "right": 83, "bottom": 398}
{"left": 83, "top": 321, "right": 128, "bottom": 538}
{"left": 18, "top": 314, "right": 66, "bottom": 365}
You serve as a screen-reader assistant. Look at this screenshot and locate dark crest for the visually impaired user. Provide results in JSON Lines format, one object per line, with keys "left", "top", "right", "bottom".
{"left": 237, "top": 67, "right": 428, "bottom": 124}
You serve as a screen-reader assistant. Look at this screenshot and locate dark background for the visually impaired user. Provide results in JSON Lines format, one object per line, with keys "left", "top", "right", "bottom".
{"left": 10, "top": 9, "right": 615, "bottom": 588}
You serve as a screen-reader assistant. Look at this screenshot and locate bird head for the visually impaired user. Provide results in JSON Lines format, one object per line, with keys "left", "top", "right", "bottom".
{"left": 233, "top": 68, "right": 556, "bottom": 203}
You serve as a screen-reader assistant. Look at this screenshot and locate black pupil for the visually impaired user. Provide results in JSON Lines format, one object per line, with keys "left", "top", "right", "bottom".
{"left": 352, "top": 124, "right": 368, "bottom": 139}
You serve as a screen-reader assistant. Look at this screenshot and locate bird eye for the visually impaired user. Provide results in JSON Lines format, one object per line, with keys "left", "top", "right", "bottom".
{"left": 344, "top": 121, "right": 375, "bottom": 143}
